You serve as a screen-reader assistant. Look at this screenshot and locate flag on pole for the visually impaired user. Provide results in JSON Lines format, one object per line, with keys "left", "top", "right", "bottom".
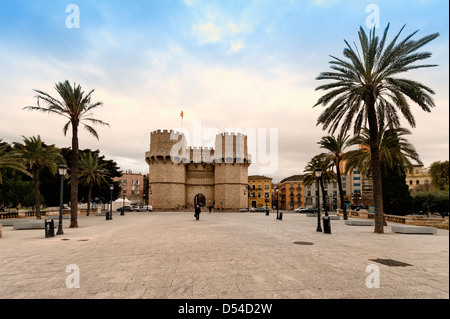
{"left": 180, "top": 111, "right": 184, "bottom": 119}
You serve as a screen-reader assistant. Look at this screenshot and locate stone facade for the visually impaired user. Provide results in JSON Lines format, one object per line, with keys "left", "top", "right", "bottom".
{"left": 145, "top": 130, "right": 250, "bottom": 211}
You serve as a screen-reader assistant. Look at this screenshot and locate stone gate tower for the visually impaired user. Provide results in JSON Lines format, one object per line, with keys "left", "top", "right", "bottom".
{"left": 145, "top": 129, "right": 250, "bottom": 211}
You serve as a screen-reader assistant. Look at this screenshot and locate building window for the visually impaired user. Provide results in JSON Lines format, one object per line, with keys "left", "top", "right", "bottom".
{"left": 265, "top": 184, "right": 269, "bottom": 190}
{"left": 410, "top": 180, "right": 413, "bottom": 185}
{"left": 258, "top": 192, "right": 261, "bottom": 198}
{"left": 416, "top": 180, "right": 420, "bottom": 185}
{"left": 425, "top": 180, "right": 429, "bottom": 185}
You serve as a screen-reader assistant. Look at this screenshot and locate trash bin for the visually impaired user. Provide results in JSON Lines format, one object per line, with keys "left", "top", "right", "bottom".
{"left": 45, "top": 219, "right": 55, "bottom": 238}
{"left": 323, "top": 216, "right": 331, "bottom": 234}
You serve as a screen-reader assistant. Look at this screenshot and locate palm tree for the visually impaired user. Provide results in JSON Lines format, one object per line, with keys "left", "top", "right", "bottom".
{"left": 344, "top": 127, "right": 422, "bottom": 176}
{"left": 317, "top": 132, "right": 350, "bottom": 219}
{"left": 12, "top": 136, "right": 65, "bottom": 219}
{"left": 78, "top": 151, "right": 109, "bottom": 216}
{"left": 24, "top": 80, "right": 109, "bottom": 227}
{"left": 303, "top": 154, "right": 336, "bottom": 216}
{"left": 314, "top": 24, "right": 439, "bottom": 233}
{"left": 0, "top": 140, "right": 32, "bottom": 184}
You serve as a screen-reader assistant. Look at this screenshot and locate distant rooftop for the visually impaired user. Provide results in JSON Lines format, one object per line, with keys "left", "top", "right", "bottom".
{"left": 280, "top": 174, "right": 305, "bottom": 183}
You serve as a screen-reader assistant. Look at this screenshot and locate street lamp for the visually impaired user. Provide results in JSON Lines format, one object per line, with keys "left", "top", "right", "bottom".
{"left": 314, "top": 168, "right": 323, "bottom": 232}
{"left": 121, "top": 190, "right": 126, "bottom": 216}
{"left": 56, "top": 164, "right": 67, "bottom": 235}
{"left": 108, "top": 184, "right": 114, "bottom": 220}
{"left": 275, "top": 186, "right": 279, "bottom": 219}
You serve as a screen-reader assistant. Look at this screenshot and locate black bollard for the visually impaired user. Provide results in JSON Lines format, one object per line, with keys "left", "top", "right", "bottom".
{"left": 45, "top": 219, "right": 55, "bottom": 238}
{"left": 323, "top": 216, "right": 331, "bottom": 234}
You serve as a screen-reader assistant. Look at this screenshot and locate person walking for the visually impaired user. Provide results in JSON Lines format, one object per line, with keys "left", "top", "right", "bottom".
{"left": 195, "top": 204, "right": 201, "bottom": 220}
{"left": 209, "top": 205, "right": 212, "bottom": 214}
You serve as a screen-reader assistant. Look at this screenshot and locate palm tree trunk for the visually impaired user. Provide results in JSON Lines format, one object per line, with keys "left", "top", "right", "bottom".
{"left": 87, "top": 185, "right": 92, "bottom": 216}
{"left": 367, "top": 102, "right": 384, "bottom": 234}
{"left": 70, "top": 123, "right": 79, "bottom": 228}
{"left": 336, "top": 158, "right": 348, "bottom": 220}
{"left": 34, "top": 169, "right": 41, "bottom": 219}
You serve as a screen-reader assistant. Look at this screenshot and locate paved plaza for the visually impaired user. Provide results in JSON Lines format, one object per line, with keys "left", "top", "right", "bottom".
{"left": 0, "top": 211, "right": 448, "bottom": 299}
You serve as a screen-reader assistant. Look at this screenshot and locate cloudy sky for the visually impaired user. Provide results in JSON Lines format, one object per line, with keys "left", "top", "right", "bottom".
{"left": 1, "top": 0, "right": 448, "bottom": 182}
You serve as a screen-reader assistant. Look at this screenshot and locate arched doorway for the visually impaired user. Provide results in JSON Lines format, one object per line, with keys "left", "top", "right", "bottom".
{"left": 194, "top": 194, "right": 206, "bottom": 208}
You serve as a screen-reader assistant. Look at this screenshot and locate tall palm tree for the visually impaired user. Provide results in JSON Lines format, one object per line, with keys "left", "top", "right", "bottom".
{"left": 303, "top": 154, "right": 336, "bottom": 216}
{"left": 78, "top": 151, "right": 109, "bottom": 216}
{"left": 24, "top": 80, "right": 109, "bottom": 227}
{"left": 0, "top": 140, "right": 32, "bottom": 184}
{"left": 317, "top": 132, "right": 350, "bottom": 219}
{"left": 12, "top": 136, "right": 65, "bottom": 219}
{"left": 344, "top": 127, "right": 422, "bottom": 176}
{"left": 314, "top": 24, "right": 439, "bottom": 233}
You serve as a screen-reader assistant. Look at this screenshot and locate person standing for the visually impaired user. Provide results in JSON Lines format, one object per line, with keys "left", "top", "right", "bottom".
{"left": 195, "top": 205, "right": 201, "bottom": 220}
{"left": 209, "top": 206, "right": 212, "bottom": 214}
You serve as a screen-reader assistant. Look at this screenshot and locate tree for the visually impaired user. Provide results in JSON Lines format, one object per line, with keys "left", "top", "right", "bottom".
{"left": 24, "top": 81, "right": 109, "bottom": 227}
{"left": 12, "top": 136, "right": 65, "bottom": 219}
{"left": 303, "top": 154, "right": 337, "bottom": 216}
{"left": 344, "top": 127, "right": 422, "bottom": 175}
{"left": 344, "top": 127, "right": 420, "bottom": 216}
{"left": 429, "top": 161, "right": 449, "bottom": 190}
{"left": 78, "top": 151, "right": 109, "bottom": 216}
{"left": 317, "top": 132, "right": 350, "bottom": 219}
{"left": 0, "top": 140, "right": 32, "bottom": 184}
{"left": 314, "top": 24, "right": 439, "bottom": 233}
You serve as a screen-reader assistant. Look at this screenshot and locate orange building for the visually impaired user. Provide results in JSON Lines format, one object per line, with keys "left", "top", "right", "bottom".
{"left": 113, "top": 171, "right": 145, "bottom": 204}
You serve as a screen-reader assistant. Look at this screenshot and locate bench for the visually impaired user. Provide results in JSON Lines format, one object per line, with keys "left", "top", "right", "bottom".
{"left": 391, "top": 225, "right": 437, "bottom": 234}
{"left": 13, "top": 221, "right": 55, "bottom": 230}
{"left": 345, "top": 220, "right": 374, "bottom": 226}
{"left": 0, "top": 220, "right": 16, "bottom": 226}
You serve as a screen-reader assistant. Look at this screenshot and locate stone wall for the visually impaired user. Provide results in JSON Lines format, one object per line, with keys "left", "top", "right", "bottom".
{"left": 337, "top": 209, "right": 449, "bottom": 229}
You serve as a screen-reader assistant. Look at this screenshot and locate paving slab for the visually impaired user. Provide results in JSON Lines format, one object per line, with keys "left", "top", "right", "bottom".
{"left": 0, "top": 212, "right": 448, "bottom": 299}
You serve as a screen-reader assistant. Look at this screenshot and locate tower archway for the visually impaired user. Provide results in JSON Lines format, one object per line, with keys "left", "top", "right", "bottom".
{"left": 194, "top": 194, "right": 206, "bottom": 208}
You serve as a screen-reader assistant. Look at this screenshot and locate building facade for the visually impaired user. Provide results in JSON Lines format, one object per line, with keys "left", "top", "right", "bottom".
{"left": 113, "top": 171, "right": 145, "bottom": 204}
{"left": 248, "top": 175, "right": 272, "bottom": 208}
{"left": 145, "top": 129, "right": 250, "bottom": 211}
{"left": 278, "top": 175, "right": 304, "bottom": 210}
{"left": 406, "top": 164, "right": 432, "bottom": 192}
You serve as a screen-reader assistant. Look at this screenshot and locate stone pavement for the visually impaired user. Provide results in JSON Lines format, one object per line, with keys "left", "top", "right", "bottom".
{"left": 0, "top": 211, "right": 448, "bottom": 299}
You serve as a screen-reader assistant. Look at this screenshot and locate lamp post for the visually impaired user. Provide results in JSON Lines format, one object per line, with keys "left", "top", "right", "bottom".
{"left": 121, "top": 190, "right": 125, "bottom": 216}
{"left": 56, "top": 164, "right": 67, "bottom": 235}
{"left": 108, "top": 184, "right": 114, "bottom": 220}
{"left": 315, "top": 168, "right": 322, "bottom": 232}
{"left": 246, "top": 184, "right": 251, "bottom": 212}
{"left": 265, "top": 193, "right": 269, "bottom": 216}
{"left": 275, "top": 186, "right": 279, "bottom": 219}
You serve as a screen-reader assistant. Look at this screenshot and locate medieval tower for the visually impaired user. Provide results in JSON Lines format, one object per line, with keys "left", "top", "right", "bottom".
{"left": 145, "top": 129, "right": 250, "bottom": 211}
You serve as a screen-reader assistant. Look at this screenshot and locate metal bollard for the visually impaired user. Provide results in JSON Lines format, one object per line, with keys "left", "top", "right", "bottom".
{"left": 45, "top": 219, "right": 55, "bottom": 238}
{"left": 323, "top": 216, "right": 331, "bottom": 234}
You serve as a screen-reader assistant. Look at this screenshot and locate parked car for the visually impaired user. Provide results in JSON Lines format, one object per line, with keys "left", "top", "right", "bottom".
{"left": 137, "top": 205, "right": 153, "bottom": 212}
{"left": 255, "top": 207, "right": 269, "bottom": 212}
{"left": 239, "top": 207, "right": 256, "bottom": 212}
{"left": 294, "top": 207, "right": 306, "bottom": 212}
{"left": 117, "top": 206, "right": 134, "bottom": 212}
{"left": 296, "top": 208, "right": 318, "bottom": 214}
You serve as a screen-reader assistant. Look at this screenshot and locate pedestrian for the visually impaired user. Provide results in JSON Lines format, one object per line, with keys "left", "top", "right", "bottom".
{"left": 209, "top": 206, "right": 212, "bottom": 214}
{"left": 195, "top": 204, "right": 201, "bottom": 220}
